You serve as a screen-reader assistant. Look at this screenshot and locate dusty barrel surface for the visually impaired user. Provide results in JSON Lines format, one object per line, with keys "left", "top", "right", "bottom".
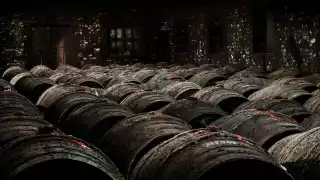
{"left": 83, "top": 65, "right": 107, "bottom": 72}
{"left": 56, "top": 64, "right": 81, "bottom": 73}
{"left": 2, "top": 66, "right": 26, "bottom": 82}
{"left": 67, "top": 76, "right": 104, "bottom": 88}
{"left": 0, "top": 134, "right": 125, "bottom": 180}
{"left": 120, "top": 91, "right": 175, "bottom": 113}
{"left": 0, "top": 91, "right": 42, "bottom": 117}
{"left": 268, "top": 127, "right": 320, "bottom": 180}
{"left": 99, "top": 112, "right": 192, "bottom": 176}
{"left": 130, "top": 129, "right": 294, "bottom": 180}
{"left": 219, "top": 77, "right": 270, "bottom": 88}
{"left": 0, "top": 78, "right": 16, "bottom": 92}
{"left": 160, "top": 99, "right": 227, "bottom": 128}
{"left": 221, "top": 79, "right": 261, "bottom": 97}
{"left": 304, "top": 74, "right": 320, "bottom": 84}
{"left": 235, "top": 99, "right": 311, "bottom": 123}
{"left": 192, "top": 86, "right": 248, "bottom": 113}
{"left": 61, "top": 99, "right": 134, "bottom": 143}
{"left": 9, "top": 72, "right": 33, "bottom": 86}
{"left": 107, "top": 76, "right": 141, "bottom": 88}
{"left": 56, "top": 73, "right": 83, "bottom": 83}
{"left": 141, "top": 79, "right": 177, "bottom": 91}
{"left": 303, "top": 93, "right": 320, "bottom": 114}
{"left": 45, "top": 91, "right": 99, "bottom": 124}
{"left": 300, "top": 113, "right": 320, "bottom": 130}
{"left": 132, "top": 69, "right": 157, "bottom": 83}
{"left": 36, "top": 84, "right": 99, "bottom": 111}
{"left": 229, "top": 68, "right": 267, "bottom": 79}
{"left": 14, "top": 76, "right": 55, "bottom": 103}
{"left": 270, "top": 77, "right": 318, "bottom": 92}
{"left": 218, "top": 65, "right": 239, "bottom": 77}
{"left": 48, "top": 71, "right": 66, "bottom": 82}
{"left": 30, "top": 65, "right": 54, "bottom": 77}
{"left": 160, "top": 81, "right": 201, "bottom": 100}
{"left": 104, "top": 83, "right": 143, "bottom": 103}
{"left": 248, "top": 85, "right": 312, "bottom": 104}
{"left": 199, "top": 63, "right": 217, "bottom": 69}
{"left": 210, "top": 109, "right": 304, "bottom": 149}
{"left": 147, "top": 70, "right": 184, "bottom": 85}
{"left": 174, "top": 68, "right": 202, "bottom": 80}
{"left": 0, "top": 116, "right": 62, "bottom": 147}
{"left": 189, "top": 70, "right": 226, "bottom": 87}
{"left": 268, "top": 68, "right": 302, "bottom": 80}
{"left": 85, "top": 71, "right": 113, "bottom": 87}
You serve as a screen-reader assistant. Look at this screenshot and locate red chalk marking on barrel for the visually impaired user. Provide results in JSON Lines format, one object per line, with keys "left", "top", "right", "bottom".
{"left": 210, "top": 124, "right": 219, "bottom": 132}
{"left": 7, "top": 113, "right": 14, "bottom": 116}
{"left": 236, "top": 135, "right": 246, "bottom": 142}
{"left": 15, "top": 111, "right": 25, "bottom": 116}
{"left": 193, "top": 130, "right": 209, "bottom": 136}
{"left": 268, "top": 113, "right": 279, "bottom": 120}
{"left": 72, "top": 140, "right": 90, "bottom": 150}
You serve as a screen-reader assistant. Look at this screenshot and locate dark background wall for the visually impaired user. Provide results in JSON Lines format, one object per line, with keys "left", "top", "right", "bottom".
{"left": 0, "top": 2, "right": 319, "bottom": 73}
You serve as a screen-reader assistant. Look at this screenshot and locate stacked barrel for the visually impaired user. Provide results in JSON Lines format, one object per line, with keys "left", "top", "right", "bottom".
{"left": 2, "top": 62, "right": 320, "bottom": 180}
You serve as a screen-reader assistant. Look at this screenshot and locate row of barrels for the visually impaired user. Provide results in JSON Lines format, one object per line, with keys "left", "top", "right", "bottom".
{"left": 2, "top": 63, "right": 320, "bottom": 180}
{"left": 0, "top": 84, "right": 294, "bottom": 180}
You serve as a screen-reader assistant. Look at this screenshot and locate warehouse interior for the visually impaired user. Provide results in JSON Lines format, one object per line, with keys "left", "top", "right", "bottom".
{"left": 0, "top": 2, "right": 320, "bottom": 180}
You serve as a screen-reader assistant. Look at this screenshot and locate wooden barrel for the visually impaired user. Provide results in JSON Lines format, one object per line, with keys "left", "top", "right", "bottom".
{"left": 45, "top": 91, "right": 99, "bottom": 124}
{"left": 160, "top": 81, "right": 201, "bottom": 100}
{"left": 36, "top": 84, "right": 99, "bottom": 111}
{"left": 56, "top": 73, "right": 83, "bottom": 83}
{"left": 174, "top": 68, "right": 202, "bottom": 80}
{"left": 304, "top": 74, "right": 320, "bottom": 84}
{"left": 192, "top": 86, "right": 248, "bottom": 113}
{"left": 268, "top": 68, "right": 302, "bottom": 80}
{"left": 2, "top": 66, "right": 26, "bottom": 82}
{"left": 30, "top": 65, "right": 54, "bottom": 77}
{"left": 130, "top": 129, "right": 293, "bottom": 180}
{"left": 268, "top": 127, "right": 320, "bottom": 180}
{"left": 56, "top": 64, "right": 81, "bottom": 73}
{"left": 222, "top": 79, "right": 261, "bottom": 97}
{"left": 132, "top": 69, "right": 157, "bottom": 83}
{"left": 248, "top": 85, "right": 312, "bottom": 104}
{"left": 300, "top": 113, "right": 320, "bottom": 130}
{"left": 100, "top": 112, "right": 192, "bottom": 176}
{"left": 189, "top": 70, "right": 226, "bottom": 87}
{"left": 0, "top": 78, "right": 16, "bottom": 92}
{"left": 14, "top": 76, "right": 55, "bottom": 103}
{"left": 67, "top": 76, "right": 104, "bottom": 88}
{"left": 0, "top": 91, "right": 42, "bottom": 117}
{"left": 0, "top": 116, "right": 62, "bottom": 148}
{"left": 210, "top": 109, "right": 304, "bottom": 149}
{"left": 270, "top": 77, "right": 318, "bottom": 92}
{"left": 303, "top": 93, "right": 320, "bottom": 114}
{"left": 147, "top": 70, "right": 184, "bottom": 85}
{"left": 235, "top": 99, "right": 311, "bottom": 123}
{"left": 62, "top": 99, "right": 134, "bottom": 143}
{"left": 107, "top": 76, "right": 141, "bottom": 88}
{"left": 120, "top": 91, "right": 175, "bottom": 113}
{"left": 0, "top": 134, "right": 125, "bottom": 180}
{"left": 160, "top": 99, "right": 227, "bottom": 128}
{"left": 104, "top": 83, "right": 143, "bottom": 103}
{"left": 229, "top": 68, "right": 267, "bottom": 79}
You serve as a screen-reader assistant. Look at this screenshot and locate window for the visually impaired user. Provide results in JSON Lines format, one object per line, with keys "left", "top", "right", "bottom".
{"left": 175, "top": 21, "right": 188, "bottom": 53}
{"left": 109, "top": 28, "right": 139, "bottom": 55}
